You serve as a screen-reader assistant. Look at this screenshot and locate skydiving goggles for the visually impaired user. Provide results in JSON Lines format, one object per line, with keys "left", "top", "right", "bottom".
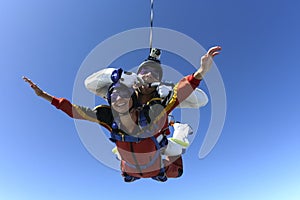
{"left": 110, "top": 88, "right": 133, "bottom": 102}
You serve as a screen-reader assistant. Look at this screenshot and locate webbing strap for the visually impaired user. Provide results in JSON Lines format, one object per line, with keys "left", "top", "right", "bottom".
{"left": 124, "top": 135, "right": 166, "bottom": 170}
{"left": 110, "top": 132, "right": 143, "bottom": 143}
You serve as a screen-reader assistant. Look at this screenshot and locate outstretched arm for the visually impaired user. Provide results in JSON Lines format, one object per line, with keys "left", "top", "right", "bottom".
{"left": 23, "top": 76, "right": 53, "bottom": 102}
{"left": 22, "top": 76, "right": 101, "bottom": 123}
{"left": 194, "top": 46, "right": 222, "bottom": 80}
{"left": 157, "top": 46, "right": 222, "bottom": 114}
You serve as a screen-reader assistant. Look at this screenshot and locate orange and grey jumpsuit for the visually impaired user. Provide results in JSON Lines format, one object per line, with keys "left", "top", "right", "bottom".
{"left": 51, "top": 74, "right": 200, "bottom": 180}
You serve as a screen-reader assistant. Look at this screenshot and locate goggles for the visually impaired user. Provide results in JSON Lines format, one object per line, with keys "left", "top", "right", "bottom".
{"left": 138, "top": 67, "right": 160, "bottom": 80}
{"left": 110, "top": 88, "right": 133, "bottom": 102}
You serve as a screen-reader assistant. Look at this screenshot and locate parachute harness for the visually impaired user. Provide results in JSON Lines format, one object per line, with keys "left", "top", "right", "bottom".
{"left": 112, "top": 0, "right": 168, "bottom": 182}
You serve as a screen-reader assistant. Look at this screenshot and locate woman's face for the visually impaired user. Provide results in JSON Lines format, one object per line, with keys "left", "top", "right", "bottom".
{"left": 110, "top": 89, "right": 133, "bottom": 114}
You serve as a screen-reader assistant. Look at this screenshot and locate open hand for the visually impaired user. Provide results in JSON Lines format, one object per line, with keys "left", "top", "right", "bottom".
{"left": 22, "top": 76, "right": 44, "bottom": 96}
{"left": 200, "top": 46, "right": 222, "bottom": 75}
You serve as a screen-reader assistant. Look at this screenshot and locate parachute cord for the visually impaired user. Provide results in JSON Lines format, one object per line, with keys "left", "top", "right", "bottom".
{"left": 149, "top": 0, "right": 154, "bottom": 52}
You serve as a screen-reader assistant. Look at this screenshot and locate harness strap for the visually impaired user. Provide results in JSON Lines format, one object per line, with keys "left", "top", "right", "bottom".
{"left": 150, "top": 135, "right": 167, "bottom": 182}
{"left": 124, "top": 135, "right": 168, "bottom": 175}
{"left": 110, "top": 132, "right": 143, "bottom": 143}
{"left": 139, "top": 107, "right": 149, "bottom": 127}
{"left": 110, "top": 121, "right": 147, "bottom": 143}
{"left": 116, "top": 133, "right": 168, "bottom": 182}
{"left": 110, "top": 125, "right": 160, "bottom": 143}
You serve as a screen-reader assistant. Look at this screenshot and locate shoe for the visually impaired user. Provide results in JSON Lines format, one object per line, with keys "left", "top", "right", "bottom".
{"left": 152, "top": 172, "right": 167, "bottom": 182}
{"left": 124, "top": 175, "right": 140, "bottom": 183}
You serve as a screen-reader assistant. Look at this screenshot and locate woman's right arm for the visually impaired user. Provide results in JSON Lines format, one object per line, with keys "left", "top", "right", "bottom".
{"left": 23, "top": 76, "right": 99, "bottom": 123}
{"left": 23, "top": 76, "right": 53, "bottom": 102}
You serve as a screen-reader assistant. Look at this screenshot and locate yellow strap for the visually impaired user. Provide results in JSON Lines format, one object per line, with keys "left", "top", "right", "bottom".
{"left": 73, "top": 104, "right": 112, "bottom": 131}
{"left": 147, "top": 97, "right": 163, "bottom": 105}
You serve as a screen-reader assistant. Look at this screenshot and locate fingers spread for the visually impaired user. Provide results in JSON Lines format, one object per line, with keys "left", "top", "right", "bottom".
{"left": 208, "top": 46, "right": 222, "bottom": 55}
{"left": 22, "top": 76, "right": 29, "bottom": 82}
{"left": 212, "top": 51, "right": 220, "bottom": 57}
{"left": 23, "top": 77, "right": 35, "bottom": 86}
{"left": 207, "top": 46, "right": 221, "bottom": 57}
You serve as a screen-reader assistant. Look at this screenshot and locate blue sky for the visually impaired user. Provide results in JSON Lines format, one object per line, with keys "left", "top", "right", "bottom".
{"left": 1, "top": 0, "right": 300, "bottom": 200}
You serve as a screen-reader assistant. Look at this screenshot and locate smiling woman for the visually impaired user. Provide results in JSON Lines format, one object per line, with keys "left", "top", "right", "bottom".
{"left": 108, "top": 83, "right": 135, "bottom": 114}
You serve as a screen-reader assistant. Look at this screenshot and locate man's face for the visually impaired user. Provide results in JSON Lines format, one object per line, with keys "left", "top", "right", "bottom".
{"left": 138, "top": 66, "right": 160, "bottom": 84}
{"left": 137, "top": 66, "right": 160, "bottom": 95}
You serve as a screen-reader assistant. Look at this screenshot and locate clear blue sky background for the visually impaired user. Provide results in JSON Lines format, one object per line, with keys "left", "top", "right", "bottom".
{"left": 1, "top": 0, "right": 300, "bottom": 200}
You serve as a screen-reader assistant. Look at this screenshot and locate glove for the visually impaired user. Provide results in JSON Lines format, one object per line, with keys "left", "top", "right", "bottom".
{"left": 120, "top": 71, "right": 144, "bottom": 88}
{"left": 157, "top": 84, "right": 172, "bottom": 98}
{"left": 111, "top": 68, "right": 144, "bottom": 88}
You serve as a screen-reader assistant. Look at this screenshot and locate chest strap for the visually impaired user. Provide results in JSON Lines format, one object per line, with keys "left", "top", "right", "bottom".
{"left": 110, "top": 132, "right": 144, "bottom": 143}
